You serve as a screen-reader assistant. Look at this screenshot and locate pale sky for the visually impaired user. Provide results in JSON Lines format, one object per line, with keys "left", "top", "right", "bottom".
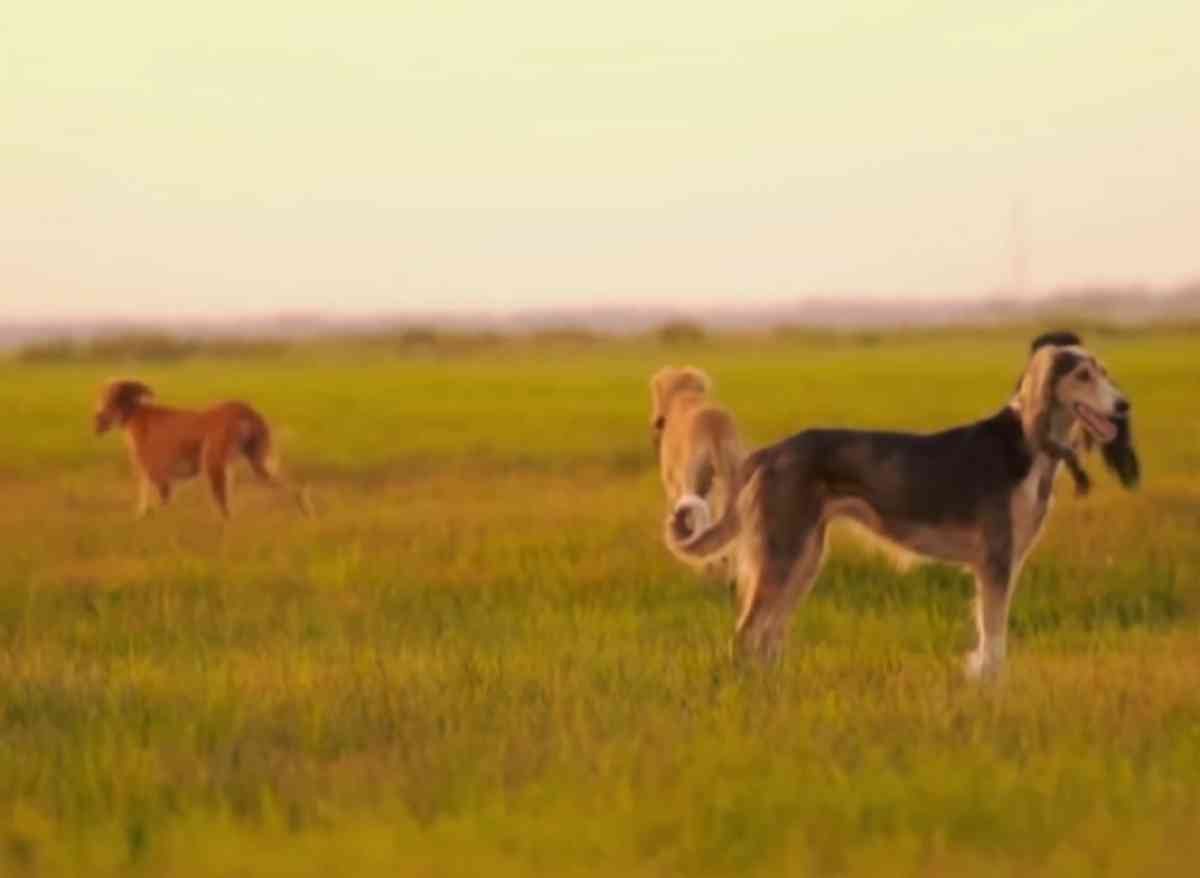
{"left": 4, "top": 1, "right": 1198, "bottom": 321}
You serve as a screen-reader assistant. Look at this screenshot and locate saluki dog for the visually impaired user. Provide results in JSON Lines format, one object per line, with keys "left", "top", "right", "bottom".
{"left": 650, "top": 366, "right": 744, "bottom": 578}
{"left": 665, "top": 333, "right": 1139, "bottom": 677}
{"left": 94, "top": 379, "right": 311, "bottom": 519}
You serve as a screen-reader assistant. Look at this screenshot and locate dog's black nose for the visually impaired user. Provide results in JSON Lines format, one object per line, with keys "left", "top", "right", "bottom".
{"left": 1114, "top": 398, "right": 1131, "bottom": 415}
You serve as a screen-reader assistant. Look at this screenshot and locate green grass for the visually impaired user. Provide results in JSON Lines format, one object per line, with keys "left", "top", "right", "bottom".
{"left": 1, "top": 329, "right": 1198, "bottom": 876}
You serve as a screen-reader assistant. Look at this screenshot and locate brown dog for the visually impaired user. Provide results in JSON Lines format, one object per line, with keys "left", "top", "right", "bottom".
{"left": 650, "top": 367, "right": 744, "bottom": 573}
{"left": 94, "top": 379, "right": 310, "bottom": 519}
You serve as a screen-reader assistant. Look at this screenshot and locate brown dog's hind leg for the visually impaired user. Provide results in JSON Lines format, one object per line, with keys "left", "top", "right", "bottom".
{"left": 242, "top": 422, "right": 312, "bottom": 516}
{"left": 202, "top": 437, "right": 232, "bottom": 519}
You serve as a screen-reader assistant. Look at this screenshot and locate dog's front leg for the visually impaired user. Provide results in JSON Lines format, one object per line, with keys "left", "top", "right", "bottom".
{"left": 965, "top": 556, "right": 1014, "bottom": 681}
{"left": 134, "top": 477, "right": 154, "bottom": 519}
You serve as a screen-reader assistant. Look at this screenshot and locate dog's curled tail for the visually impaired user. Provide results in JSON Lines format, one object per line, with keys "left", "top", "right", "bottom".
{"left": 664, "top": 460, "right": 757, "bottom": 565}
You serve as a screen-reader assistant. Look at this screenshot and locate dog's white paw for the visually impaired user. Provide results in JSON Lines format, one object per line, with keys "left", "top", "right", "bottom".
{"left": 964, "top": 649, "right": 1003, "bottom": 681}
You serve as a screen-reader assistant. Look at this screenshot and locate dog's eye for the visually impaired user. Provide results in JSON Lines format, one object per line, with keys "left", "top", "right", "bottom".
{"left": 1076, "top": 370, "right": 1092, "bottom": 382}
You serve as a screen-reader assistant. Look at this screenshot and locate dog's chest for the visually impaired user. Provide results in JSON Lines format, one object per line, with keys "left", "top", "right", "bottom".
{"left": 1010, "top": 458, "right": 1057, "bottom": 558}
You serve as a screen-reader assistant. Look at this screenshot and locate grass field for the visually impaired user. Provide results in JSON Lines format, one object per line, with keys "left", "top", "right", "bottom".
{"left": 1, "top": 328, "right": 1198, "bottom": 876}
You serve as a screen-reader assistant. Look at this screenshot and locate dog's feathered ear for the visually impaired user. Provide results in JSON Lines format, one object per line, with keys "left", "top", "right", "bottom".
{"left": 1101, "top": 416, "right": 1141, "bottom": 489}
{"left": 1015, "top": 347, "right": 1060, "bottom": 446}
{"left": 649, "top": 366, "right": 710, "bottom": 423}
{"left": 1018, "top": 346, "right": 1087, "bottom": 443}
{"left": 649, "top": 368, "right": 672, "bottom": 424}
{"left": 102, "top": 379, "right": 154, "bottom": 419}
{"left": 1015, "top": 331, "right": 1084, "bottom": 392}
{"left": 1030, "top": 330, "right": 1082, "bottom": 353}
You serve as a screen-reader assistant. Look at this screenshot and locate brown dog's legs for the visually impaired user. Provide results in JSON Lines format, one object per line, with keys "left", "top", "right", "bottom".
{"left": 245, "top": 447, "right": 312, "bottom": 516}
{"left": 135, "top": 478, "right": 153, "bottom": 519}
{"left": 202, "top": 437, "right": 231, "bottom": 519}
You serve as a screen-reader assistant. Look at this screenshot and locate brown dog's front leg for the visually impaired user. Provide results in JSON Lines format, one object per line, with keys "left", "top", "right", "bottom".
{"left": 135, "top": 478, "right": 153, "bottom": 519}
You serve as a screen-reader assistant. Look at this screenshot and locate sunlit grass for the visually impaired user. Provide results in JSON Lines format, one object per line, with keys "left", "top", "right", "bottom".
{"left": 0, "top": 328, "right": 1197, "bottom": 874}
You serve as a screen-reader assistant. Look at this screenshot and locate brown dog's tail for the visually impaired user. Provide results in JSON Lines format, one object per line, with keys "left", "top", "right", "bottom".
{"left": 231, "top": 404, "right": 313, "bottom": 516}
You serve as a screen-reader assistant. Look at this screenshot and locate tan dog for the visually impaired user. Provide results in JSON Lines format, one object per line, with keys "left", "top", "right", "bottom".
{"left": 650, "top": 367, "right": 744, "bottom": 573}
{"left": 94, "top": 379, "right": 310, "bottom": 519}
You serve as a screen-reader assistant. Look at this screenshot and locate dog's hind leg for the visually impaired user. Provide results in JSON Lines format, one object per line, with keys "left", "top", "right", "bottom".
{"left": 248, "top": 454, "right": 312, "bottom": 517}
{"left": 737, "top": 523, "right": 828, "bottom": 664}
{"left": 242, "top": 425, "right": 312, "bottom": 516}
{"left": 202, "top": 437, "right": 232, "bottom": 519}
{"left": 732, "top": 500, "right": 827, "bottom": 665}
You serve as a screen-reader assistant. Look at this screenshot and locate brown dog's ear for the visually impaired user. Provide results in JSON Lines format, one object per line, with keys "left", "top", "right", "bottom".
{"left": 102, "top": 379, "right": 154, "bottom": 421}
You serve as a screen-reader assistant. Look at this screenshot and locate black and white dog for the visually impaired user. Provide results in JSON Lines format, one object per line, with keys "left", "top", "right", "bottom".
{"left": 667, "top": 332, "right": 1139, "bottom": 676}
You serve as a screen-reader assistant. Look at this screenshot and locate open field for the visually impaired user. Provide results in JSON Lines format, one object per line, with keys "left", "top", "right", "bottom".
{"left": 1, "top": 328, "right": 1198, "bottom": 876}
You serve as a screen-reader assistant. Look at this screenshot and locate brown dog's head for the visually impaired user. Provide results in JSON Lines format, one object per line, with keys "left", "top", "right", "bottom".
{"left": 94, "top": 379, "right": 154, "bottom": 434}
{"left": 1015, "top": 334, "right": 1139, "bottom": 489}
{"left": 649, "top": 366, "right": 710, "bottom": 450}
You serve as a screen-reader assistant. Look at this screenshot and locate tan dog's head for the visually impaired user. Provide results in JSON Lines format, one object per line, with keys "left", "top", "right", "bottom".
{"left": 649, "top": 366, "right": 710, "bottom": 450}
{"left": 1015, "top": 334, "right": 1139, "bottom": 488}
{"left": 94, "top": 379, "right": 154, "bottom": 434}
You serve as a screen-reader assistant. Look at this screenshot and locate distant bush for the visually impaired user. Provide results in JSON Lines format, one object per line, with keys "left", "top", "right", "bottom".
{"left": 396, "top": 327, "right": 440, "bottom": 347}
{"left": 655, "top": 320, "right": 707, "bottom": 345}
{"left": 87, "top": 332, "right": 197, "bottom": 362}
{"left": 15, "top": 338, "right": 79, "bottom": 363}
{"left": 351, "top": 327, "right": 506, "bottom": 356}
{"left": 16, "top": 332, "right": 289, "bottom": 364}
{"left": 529, "top": 327, "right": 599, "bottom": 346}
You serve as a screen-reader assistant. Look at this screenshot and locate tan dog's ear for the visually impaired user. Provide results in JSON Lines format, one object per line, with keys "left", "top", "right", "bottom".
{"left": 649, "top": 367, "right": 673, "bottom": 425}
{"left": 650, "top": 366, "right": 710, "bottom": 424}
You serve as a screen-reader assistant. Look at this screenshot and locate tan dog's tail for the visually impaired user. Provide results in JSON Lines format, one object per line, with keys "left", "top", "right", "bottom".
{"left": 665, "top": 454, "right": 755, "bottom": 564}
